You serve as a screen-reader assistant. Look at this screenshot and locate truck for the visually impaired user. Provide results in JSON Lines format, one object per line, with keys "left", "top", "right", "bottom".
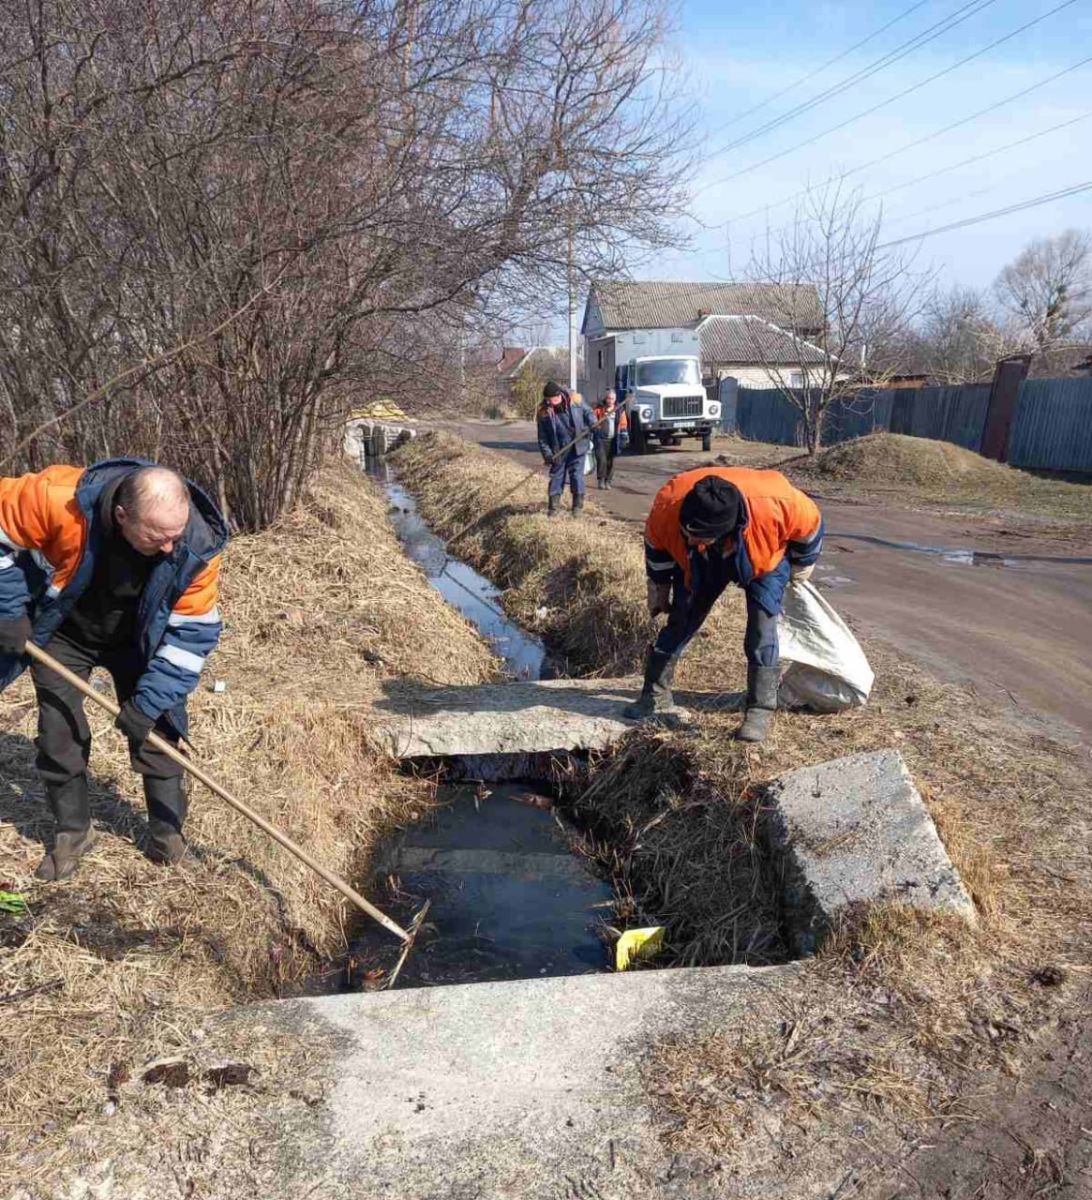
{"left": 584, "top": 327, "right": 720, "bottom": 454}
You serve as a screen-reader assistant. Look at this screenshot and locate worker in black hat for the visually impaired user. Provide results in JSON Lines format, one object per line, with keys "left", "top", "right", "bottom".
{"left": 536, "top": 381, "right": 593, "bottom": 518}
{"left": 624, "top": 466, "right": 823, "bottom": 742}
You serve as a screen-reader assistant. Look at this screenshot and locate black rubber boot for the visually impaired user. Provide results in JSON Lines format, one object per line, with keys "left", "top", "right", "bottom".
{"left": 35, "top": 777, "right": 94, "bottom": 881}
{"left": 737, "top": 665, "right": 780, "bottom": 743}
{"left": 547, "top": 494, "right": 560, "bottom": 519}
{"left": 623, "top": 648, "right": 678, "bottom": 719}
{"left": 144, "top": 776, "right": 189, "bottom": 865}
{"left": 572, "top": 493, "right": 584, "bottom": 518}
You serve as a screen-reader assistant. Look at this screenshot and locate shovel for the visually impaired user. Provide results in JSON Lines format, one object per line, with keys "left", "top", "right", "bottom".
{"left": 24, "top": 642, "right": 429, "bottom": 961}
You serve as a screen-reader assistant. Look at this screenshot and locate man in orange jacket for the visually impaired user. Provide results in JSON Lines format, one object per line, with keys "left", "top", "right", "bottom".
{"left": 0, "top": 459, "right": 227, "bottom": 879}
{"left": 623, "top": 466, "right": 823, "bottom": 742}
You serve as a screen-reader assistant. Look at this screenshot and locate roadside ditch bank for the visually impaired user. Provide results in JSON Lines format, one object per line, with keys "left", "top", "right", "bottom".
{"left": 0, "top": 458, "right": 498, "bottom": 1187}
{"left": 388, "top": 430, "right": 1092, "bottom": 1157}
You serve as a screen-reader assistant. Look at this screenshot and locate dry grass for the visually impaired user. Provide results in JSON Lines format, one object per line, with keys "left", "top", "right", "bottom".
{"left": 395, "top": 429, "right": 1092, "bottom": 1159}
{"left": 0, "top": 458, "right": 495, "bottom": 1187}
{"left": 785, "top": 432, "right": 1092, "bottom": 524}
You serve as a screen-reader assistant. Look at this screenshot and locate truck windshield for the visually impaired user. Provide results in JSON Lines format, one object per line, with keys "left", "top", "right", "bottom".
{"left": 636, "top": 359, "right": 701, "bottom": 387}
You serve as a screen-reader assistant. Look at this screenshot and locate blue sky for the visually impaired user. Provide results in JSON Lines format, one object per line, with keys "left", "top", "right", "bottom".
{"left": 655, "top": 0, "right": 1092, "bottom": 294}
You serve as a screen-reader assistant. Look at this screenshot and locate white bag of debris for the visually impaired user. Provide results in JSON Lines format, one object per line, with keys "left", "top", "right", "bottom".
{"left": 777, "top": 580, "right": 874, "bottom": 712}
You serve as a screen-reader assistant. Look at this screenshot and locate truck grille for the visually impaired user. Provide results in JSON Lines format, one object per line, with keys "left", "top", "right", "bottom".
{"left": 663, "top": 395, "right": 704, "bottom": 418}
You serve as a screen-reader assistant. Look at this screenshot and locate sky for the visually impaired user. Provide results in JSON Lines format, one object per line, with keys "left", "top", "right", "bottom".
{"left": 651, "top": 0, "right": 1092, "bottom": 296}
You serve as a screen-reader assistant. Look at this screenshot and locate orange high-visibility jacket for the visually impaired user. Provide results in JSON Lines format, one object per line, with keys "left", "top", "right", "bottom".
{"left": 0, "top": 459, "right": 226, "bottom": 730}
{"left": 644, "top": 466, "right": 822, "bottom": 593}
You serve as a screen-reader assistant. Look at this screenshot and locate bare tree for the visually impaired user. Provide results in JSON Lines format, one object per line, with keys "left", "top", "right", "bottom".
{"left": 994, "top": 229, "right": 1092, "bottom": 353}
{"left": 743, "top": 183, "right": 927, "bottom": 454}
{"left": 0, "top": 0, "right": 694, "bottom": 528}
{"left": 886, "top": 285, "right": 1020, "bottom": 384}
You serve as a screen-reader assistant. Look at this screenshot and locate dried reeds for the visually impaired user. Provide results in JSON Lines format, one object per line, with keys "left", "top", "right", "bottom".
{"left": 0, "top": 458, "right": 495, "bottom": 1185}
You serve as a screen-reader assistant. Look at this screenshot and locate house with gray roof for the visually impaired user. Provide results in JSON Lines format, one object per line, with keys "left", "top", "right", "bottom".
{"left": 699, "top": 315, "right": 828, "bottom": 389}
{"left": 581, "top": 279, "right": 830, "bottom": 399}
{"left": 581, "top": 279, "right": 825, "bottom": 340}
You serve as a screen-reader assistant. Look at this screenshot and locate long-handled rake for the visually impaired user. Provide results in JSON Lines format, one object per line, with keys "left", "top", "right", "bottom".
{"left": 24, "top": 642, "right": 429, "bottom": 977}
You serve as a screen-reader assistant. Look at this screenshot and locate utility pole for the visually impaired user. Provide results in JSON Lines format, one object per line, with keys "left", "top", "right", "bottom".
{"left": 567, "top": 214, "right": 578, "bottom": 391}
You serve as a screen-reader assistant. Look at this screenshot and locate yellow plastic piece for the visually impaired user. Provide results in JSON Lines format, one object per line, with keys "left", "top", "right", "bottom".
{"left": 615, "top": 926, "right": 664, "bottom": 972}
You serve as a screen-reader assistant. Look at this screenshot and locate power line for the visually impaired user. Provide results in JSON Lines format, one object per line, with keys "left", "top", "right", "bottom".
{"left": 718, "top": 51, "right": 1092, "bottom": 224}
{"left": 876, "top": 179, "right": 1092, "bottom": 247}
{"left": 706, "top": 0, "right": 933, "bottom": 137}
{"left": 860, "top": 112, "right": 1090, "bottom": 211}
{"left": 706, "top": 0, "right": 1001, "bottom": 161}
{"left": 698, "top": 0, "right": 1081, "bottom": 194}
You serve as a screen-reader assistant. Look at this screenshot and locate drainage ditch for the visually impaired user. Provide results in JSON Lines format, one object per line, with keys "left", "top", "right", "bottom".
{"left": 301, "top": 459, "right": 787, "bottom": 994}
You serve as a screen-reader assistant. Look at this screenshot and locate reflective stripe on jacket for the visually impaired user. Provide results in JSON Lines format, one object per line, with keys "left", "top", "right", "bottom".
{"left": 643, "top": 466, "right": 823, "bottom": 615}
{"left": 0, "top": 458, "right": 228, "bottom": 733}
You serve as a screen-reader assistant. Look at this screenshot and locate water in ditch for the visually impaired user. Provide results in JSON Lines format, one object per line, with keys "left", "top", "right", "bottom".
{"left": 381, "top": 474, "right": 547, "bottom": 681}
{"left": 295, "top": 456, "right": 613, "bottom": 993}
{"left": 342, "top": 782, "right": 614, "bottom": 990}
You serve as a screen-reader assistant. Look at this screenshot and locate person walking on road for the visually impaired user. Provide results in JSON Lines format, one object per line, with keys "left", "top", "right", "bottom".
{"left": 537, "top": 381, "right": 593, "bottom": 519}
{"left": 624, "top": 466, "right": 823, "bottom": 743}
{"left": 592, "top": 390, "right": 627, "bottom": 490}
{"left": 0, "top": 460, "right": 228, "bottom": 879}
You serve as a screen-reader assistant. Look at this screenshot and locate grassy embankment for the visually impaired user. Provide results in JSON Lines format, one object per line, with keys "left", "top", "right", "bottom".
{"left": 394, "top": 429, "right": 1091, "bottom": 1159}
{"left": 0, "top": 459, "right": 495, "bottom": 1188}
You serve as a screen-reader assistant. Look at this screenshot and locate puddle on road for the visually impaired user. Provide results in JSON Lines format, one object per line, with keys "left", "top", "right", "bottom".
{"left": 829, "top": 532, "right": 1092, "bottom": 568}
{"left": 348, "top": 783, "right": 613, "bottom": 990}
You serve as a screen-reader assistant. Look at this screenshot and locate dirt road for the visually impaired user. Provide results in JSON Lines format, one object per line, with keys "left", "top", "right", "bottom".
{"left": 444, "top": 420, "right": 1092, "bottom": 747}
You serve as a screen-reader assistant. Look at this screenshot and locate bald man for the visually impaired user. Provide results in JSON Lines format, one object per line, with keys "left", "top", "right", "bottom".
{"left": 0, "top": 459, "right": 228, "bottom": 879}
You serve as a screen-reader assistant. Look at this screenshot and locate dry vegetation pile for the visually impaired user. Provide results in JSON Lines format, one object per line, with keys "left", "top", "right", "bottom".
{"left": 0, "top": 459, "right": 494, "bottom": 1188}
{"left": 786, "top": 432, "right": 1092, "bottom": 524}
{"left": 395, "top": 430, "right": 1092, "bottom": 1160}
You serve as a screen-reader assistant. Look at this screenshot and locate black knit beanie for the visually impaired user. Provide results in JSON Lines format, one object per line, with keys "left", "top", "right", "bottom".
{"left": 542, "top": 380, "right": 566, "bottom": 401}
{"left": 680, "top": 476, "right": 741, "bottom": 540}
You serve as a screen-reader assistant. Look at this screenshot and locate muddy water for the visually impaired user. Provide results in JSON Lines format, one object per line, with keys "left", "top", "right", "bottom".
{"left": 349, "top": 784, "right": 613, "bottom": 989}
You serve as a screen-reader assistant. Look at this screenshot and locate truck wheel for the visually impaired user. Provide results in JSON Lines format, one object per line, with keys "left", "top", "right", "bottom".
{"left": 631, "top": 417, "right": 649, "bottom": 455}
{"left": 701, "top": 430, "right": 712, "bottom": 453}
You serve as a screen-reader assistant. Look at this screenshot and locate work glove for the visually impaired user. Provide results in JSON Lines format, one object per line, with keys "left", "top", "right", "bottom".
{"left": 116, "top": 700, "right": 156, "bottom": 747}
{"left": 647, "top": 581, "right": 672, "bottom": 618}
{"left": 790, "top": 563, "right": 815, "bottom": 584}
{"left": 0, "top": 614, "right": 31, "bottom": 657}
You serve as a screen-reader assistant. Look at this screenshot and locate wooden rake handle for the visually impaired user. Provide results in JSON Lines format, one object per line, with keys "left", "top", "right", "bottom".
{"left": 23, "top": 641, "right": 409, "bottom": 944}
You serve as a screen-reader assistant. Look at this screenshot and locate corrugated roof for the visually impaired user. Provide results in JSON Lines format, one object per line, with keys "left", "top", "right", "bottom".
{"left": 700, "top": 316, "right": 826, "bottom": 366}
{"left": 587, "top": 279, "right": 824, "bottom": 333}
{"left": 496, "top": 346, "right": 528, "bottom": 375}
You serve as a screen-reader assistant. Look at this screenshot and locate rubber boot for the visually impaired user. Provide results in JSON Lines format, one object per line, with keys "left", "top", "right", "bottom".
{"left": 623, "top": 648, "right": 678, "bottom": 719}
{"left": 572, "top": 493, "right": 584, "bottom": 519}
{"left": 144, "top": 776, "right": 189, "bottom": 865}
{"left": 35, "top": 777, "right": 94, "bottom": 881}
{"left": 737, "top": 665, "right": 780, "bottom": 743}
{"left": 547, "top": 493, "right": 560, "bottom": 519}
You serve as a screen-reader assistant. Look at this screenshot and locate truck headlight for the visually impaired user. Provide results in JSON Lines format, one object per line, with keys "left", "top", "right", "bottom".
{"left": 639, "top": 406, "right": 653, "bottom": 421}
{"left": 708, "top": 403, "right": 720, "bottom": 417}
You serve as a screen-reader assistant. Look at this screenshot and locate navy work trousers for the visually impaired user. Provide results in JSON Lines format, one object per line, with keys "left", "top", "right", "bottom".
{"left": 548, "top": 451, "right": 586, "bottom": 500}
{"left": 653, "top": 568, "right": 779, "bottom": 668}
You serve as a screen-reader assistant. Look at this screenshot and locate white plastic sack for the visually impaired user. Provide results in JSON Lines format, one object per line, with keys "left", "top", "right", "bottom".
{"left": 584, "top": 445, "right": 595, "bottom": 475}
{"left": 777, "top": 580, "right": 874, "bottom": 712}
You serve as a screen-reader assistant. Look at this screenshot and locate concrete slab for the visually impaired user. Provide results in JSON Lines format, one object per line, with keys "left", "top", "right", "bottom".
{"left": 372, "top": 677, "right": 643, "bottom": 760}
{"left": 227, "top": 962, "right": 805, "bottom": 1198}
{"left": 765, "top": 748, "right": 976, "bottom": 953}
